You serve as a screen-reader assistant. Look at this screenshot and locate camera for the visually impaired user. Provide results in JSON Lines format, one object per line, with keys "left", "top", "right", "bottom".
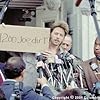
{"left": 10, "top": 82, "right": 23, "bottom": 100}
{"left": 91, "top": 81, "right": 100, "bottom": 96}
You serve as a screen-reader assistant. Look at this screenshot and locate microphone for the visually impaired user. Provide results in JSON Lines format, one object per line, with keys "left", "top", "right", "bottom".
{"left": 54, "top": 56, "right": 63, "bottom": 70}
{"left": 59, "top": 51, "right": 75, "bottom": 61}
{"left": 35, "top": 54, "right": 44, "bottom": 94}
{"left": 58, "top": 51, "right": 70, "bottom": 60}
{"left": 75, "top": 0, "right": 82, "bottom": 7}
{"left": 55, "top": 55, "right": 63, "bottom": 64}
{"left": 36, "top": 53, "right": 46, "bottom": 78}
{"left": 36, "top": 53, "right": 47, "bottom": 63}
{"left": 35, "top": 67, "right": 43, "bottom": 93}
{"left": 10, "top": 82, "right": 23, "bottom": 100}
{"left": 89, "top": 62, "right": 98, "bottom": 72}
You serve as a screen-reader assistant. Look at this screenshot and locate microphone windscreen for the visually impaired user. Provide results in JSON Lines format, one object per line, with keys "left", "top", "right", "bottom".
{"left": 69, "top": 54, "right": 76, "bottom": 59}
{"left": 55, "top": 58, "right": 62, "bottom": 64}
{"left": 90, "top": 63, "right": 98, "bottom": 70}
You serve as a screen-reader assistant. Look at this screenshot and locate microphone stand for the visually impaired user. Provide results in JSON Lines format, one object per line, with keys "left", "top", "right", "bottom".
{"left": 89, "top": 0, "right": 100, "bottom": 39}
{"left": 0, "top": 0, "right": 11, "bottom": 23}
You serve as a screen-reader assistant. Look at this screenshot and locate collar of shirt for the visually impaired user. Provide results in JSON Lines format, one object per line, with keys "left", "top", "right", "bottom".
{"left": 4, "top": 79, "right": 17, "bottom": 82}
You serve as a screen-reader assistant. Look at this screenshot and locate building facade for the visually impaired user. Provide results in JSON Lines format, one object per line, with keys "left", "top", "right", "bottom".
{"left": 0, "top": 0, "right": 100, "bottom": 61}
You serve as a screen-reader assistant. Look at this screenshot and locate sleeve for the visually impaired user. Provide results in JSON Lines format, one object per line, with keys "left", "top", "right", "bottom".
{"left": 22, "top": 86, "right": 54, "bottom": 100}
{"left": 41, "top": 86, "right": 54, "bottom": 99}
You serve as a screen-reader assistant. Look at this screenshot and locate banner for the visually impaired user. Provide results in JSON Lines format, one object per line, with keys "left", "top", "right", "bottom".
{"left": 0, "top": 24, "right": 50, "bottom": 53}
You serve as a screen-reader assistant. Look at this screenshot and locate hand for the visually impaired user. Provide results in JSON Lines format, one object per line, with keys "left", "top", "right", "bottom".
{"left": 42, "top": 50, "right": 53, "bottom": 58}
{"left": 42, "top": 50, "right": 55, "bottom": 63}
{"left": 37, "top": 76, "right": 47, "bottom": 86}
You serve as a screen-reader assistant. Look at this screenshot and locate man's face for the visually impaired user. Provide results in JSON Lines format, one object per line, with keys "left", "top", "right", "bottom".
{"left": 50, "top": 27, "right": 65, "bottom": 46}
{"left": 94, "top": 37, "right": 100, "bottom": 58}
{"left": 61, "top": 36, "right": 72, "bottom": 52}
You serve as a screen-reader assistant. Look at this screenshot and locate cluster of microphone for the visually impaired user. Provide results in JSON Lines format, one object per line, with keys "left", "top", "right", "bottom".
{"left": 35, "top": 51, "right": 100, "bottom": 97}
{"left": 35, "top": 51, "right": 80, "bottom": 78}
{"left": 35, "top": 51, "right": 81, "bottom": 91}
{"left": 36, "top": 51, "right": 75, "bottom": 72}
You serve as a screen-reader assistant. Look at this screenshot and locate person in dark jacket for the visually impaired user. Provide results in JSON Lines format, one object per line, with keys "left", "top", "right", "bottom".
{"left": 1, "top": 56, "right": 54, "bottom": 100}
{"left": 81, "top": 37, "right": 100, "bottom": 92}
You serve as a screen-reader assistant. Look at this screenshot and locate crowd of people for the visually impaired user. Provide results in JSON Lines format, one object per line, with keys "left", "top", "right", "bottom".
{"left": 0, "top": 21, "right": 100, "bottom": 100}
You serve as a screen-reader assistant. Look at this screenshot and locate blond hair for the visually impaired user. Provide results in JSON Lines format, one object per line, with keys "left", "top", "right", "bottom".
{"left": 50, "top": 21, "right": 69, "bottom": 36}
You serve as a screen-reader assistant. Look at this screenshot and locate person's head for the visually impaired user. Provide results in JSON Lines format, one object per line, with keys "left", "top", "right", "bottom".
{"left": 56, "top": 88, "right": 84, "bottom": 100}
{"left": 94, "top": 37, "right": 100, "bottom": 60}
{"left": 61, "top": 34, "right": 72, "bottom": 52}
{"left": 0, "top": 89, "right": 6, "bottom": 100}
{"left": 4, "top": 57, "right": 25, "bottom": 80}
{"left": 49, "top": 21, "right": 69, "bottom": 47}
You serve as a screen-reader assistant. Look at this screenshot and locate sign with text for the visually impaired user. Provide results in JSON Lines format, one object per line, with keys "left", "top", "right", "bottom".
{"left": 0, "top": 24, "right": 50, "bottom": 53}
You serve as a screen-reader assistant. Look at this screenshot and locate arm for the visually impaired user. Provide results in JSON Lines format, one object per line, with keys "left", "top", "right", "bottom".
{"left": 41, "top": 85, "right": 54, "bottom": 99}
{"left": 22, "top": 86, "right": 54, "bottom": 100}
